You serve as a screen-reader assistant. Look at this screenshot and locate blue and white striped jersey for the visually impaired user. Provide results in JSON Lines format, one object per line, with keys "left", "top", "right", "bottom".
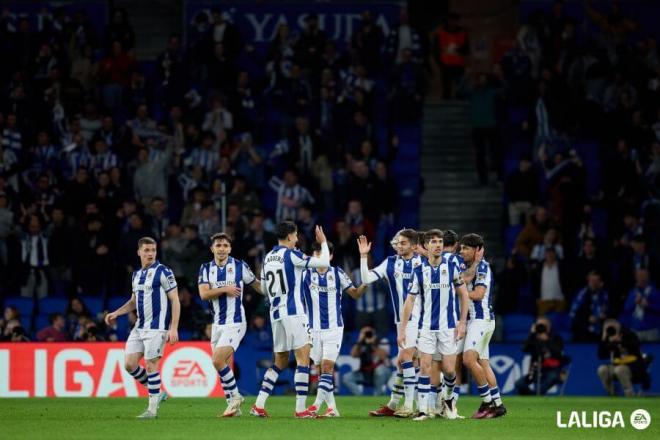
{"left": 303, "top": 267, "right": 354, "bottom": 330}
{"left": 467, "top": 260, "right": 495, "bottom": 321}
{"left": 409, "top": 256, "right": 464, "bottom": 331}
{"left": 132, "top": 261, "right": 178, "bottom": 331}
{"left": 268, "top": 177, "right": 315, "bottom": 222}
{"left": 363, "top": 255, "right": 424, "bottom": 324}
{"left": 198, "top": 257, "right": 256, "bottom": 325}
{"left": 352, "top": 268, "right": 387, "bottom": 313}
{"left": 443, "top": 251, "right": 466, "bottom": 315}
{"left": 262, "top": 244, "right": 330, "bottom": 322}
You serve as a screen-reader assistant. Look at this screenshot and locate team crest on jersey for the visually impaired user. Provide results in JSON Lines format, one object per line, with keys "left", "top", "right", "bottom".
{"left": 442, "top": 269, "right": 447, "bottom": 276}
{"left": 460, "top": 263, "right": 467, "bottom": 270}
{"left": 228, "top": 266, "right": 234, "bottom": 274}
{"left": 477, "top": 273, "right": 486, "bottom": 281}
{"left": 394, "top": 272, "right": 399, "bottom": 278}
{"left": 328, "top": 273, "right": 334, "bottom": 282}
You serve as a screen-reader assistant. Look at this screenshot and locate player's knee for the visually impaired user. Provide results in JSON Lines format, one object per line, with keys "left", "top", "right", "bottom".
{"left": 321, "top": 360, "right": 335, "bottom": 374}
{"left": 463, "top": 351, "right": 477, "bottom": 366}
{"left": 613, "top": 365, "right": 629, "bottom": 377}
{"left": 124, "top": 361, "right": 137, "bottom": 372}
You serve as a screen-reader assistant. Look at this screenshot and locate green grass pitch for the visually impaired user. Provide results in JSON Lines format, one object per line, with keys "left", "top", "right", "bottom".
{"left": 1, "top": 396, "right": 658, "bottom": 439}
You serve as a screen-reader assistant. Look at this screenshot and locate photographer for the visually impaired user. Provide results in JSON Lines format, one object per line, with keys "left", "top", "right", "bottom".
{"left": 342, "top": 326, "right": 391, "bottom": 395}
{"left": 515, "top": 316, "right": 565, "bottom": 395}
{"left": 596, "top": 319, "right": 646, "bottom": 397}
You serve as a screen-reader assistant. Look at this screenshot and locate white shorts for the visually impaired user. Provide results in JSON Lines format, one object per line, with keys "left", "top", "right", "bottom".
{"left": 125, "top": 328, "right": 167, "bottom": 360}
{"left": 272, "top": 315, "right": 311, "bottom": 353}
{"left": 211, "top": 322, "right": 247, "bottom": 352}
{"left": 463, "top": 320, "right": 495, "bottom": 359}
{"left": 310, "top": 328, "right": 343, "bottom": 364}
{"left": 417, "top": 329, "right": 458, "bottom": 356}
{"left": 398, "top": 324, "right": 418, "bottom": 352}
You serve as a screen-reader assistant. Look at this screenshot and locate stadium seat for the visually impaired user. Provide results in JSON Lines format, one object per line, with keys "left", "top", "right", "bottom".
{"left": 503, "top": 313, "right": 534, "bottom": 341}
{"left": 79, "top": 296, "right": 105, "bottom": 316}
{"left": 4, "top": 297, "right": 34, "bottom": 317}
{"left": 19, "top": 315, "right": 33, "bottom": 332}
{"left": 546, "top": 312, "right": 570, "bottom": 333}
{"left": 39, "top": 298, "right": 68, "bottom": 315}
{"left": 178, "top": 330, "right": 193, "bottom": 341}
{"left": 108, "top": 296, "right": 128, "bottom": 311}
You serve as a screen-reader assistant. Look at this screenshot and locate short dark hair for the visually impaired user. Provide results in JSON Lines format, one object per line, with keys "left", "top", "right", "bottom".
{"left": 398, "top": 229, "right": 419, "bottom": 245}
{"left": 587, "top": 270, "right": 602, "bottom": 279}
{"left": 137, "top": 237, "right": 157, "bottom": 248}
{"left": 276, "top": 221, "right": 297, "bottom": 240}
{"left": 460, "top": 233, "right": 485, "bottom": 249}
{"left": 443, "top": 230, "right": 459, "bottom": 246}
{"left": 49, "top": 313, "right": 63, "bottom": 324}
{"left": 211, "top": 232, "right": 232, "bottom": 245}
{"left": 423, "top": 229, "right": 444, "bottom": 244}
{"left": 312, "top": 241, "right": 334, "bottom": 254}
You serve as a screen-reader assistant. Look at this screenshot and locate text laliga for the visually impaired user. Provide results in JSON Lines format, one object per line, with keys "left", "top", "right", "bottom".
{"left": 556, "top": 411, "right": 625, "bottom": 428}
{"left": 0, "top": 348, "right": 141, "bottom": 397}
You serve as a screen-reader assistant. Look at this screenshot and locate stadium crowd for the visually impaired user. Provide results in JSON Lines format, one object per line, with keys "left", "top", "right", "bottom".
{"left": 458, "top": 0, "right": 660, "bottom": 345}
{"left": 0, "top": 6, "right": 425, "bottom": 343}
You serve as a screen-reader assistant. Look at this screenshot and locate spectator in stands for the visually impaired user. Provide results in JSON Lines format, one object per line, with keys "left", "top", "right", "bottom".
{"left": 383, "top": 7, "right": 423, "bottom": 65}
{"left": 75, "top": 215, "right": 111, "bottom": 296}
{"left": 573, "top": 237, "right": 607, "bottom": 292}
{"left": 533, "top": 247, "right": 568, "bottom": 315}
{"left": 133, "top": 139, "right": 174, "bottom": 205}
{"left": 0, "top": 193, "right": 14, "bottom": 268}
{"left": 36, "top": 313, "right": 68, "bottom": 342}
{"left": 343, "top": 326, "right": 391, "bottom": 395}
{"left": 98, "top": 40, "right": 136, "bottom": 110}
{"left": 296, "top": 13, "right": 326, "bottom": 77}
{"left": 515, "top": 206, "right": 550, "bottom": 257}
{"left": 622, "top": 268, "right": 660, "bottom": 342}
{"left": 1, "top": 306, "right": 20, "bottom": 334}
{"left": 505, "top": 157, "right": 538, "bottom": 225}
{"left": 242, "top": 211, "right": 277, "bottom": 272}
{"left": 515, "top": 316, "right": 565, "bottom": 395}
{"left": 597, "top": 319, "right": 647, "bottom": 397}
{"left": 345, "top": 199, "right": 374, "bottom": 239}
{"left": 20, "top": 214, "right": 50, "bottom": 298}
{"left": 496, "top": 254, "right": 527, "bottom": 314}
{"left": 570, "top": 271, "right": 609, "bottom": 342}
{"left": 209, "top": 7, "right": 242, "bottom": 60}
{"left": 435, "top": 12, "right": 469, "bottom": 99}
{"left": 351, "top": 11, "right": 384, "bottom": 74}
{"left": 229, "top": 133, "right": 265, "bottom": 187}
{"left": 269, "top": 169, "right": 315, "bottom": 222}
{"left": 1, "top": 318, "right": 23, "bottom": 342}
{"left": 66, "top": 297, "right": 91, "bottom": 335}
{"left": 146, "top": 197, "right": 170, "bottom": 241}
{"left": 530, "top": 227, "right": 564, "bottom": 264}
{"left": 388, "top": 48, "right": 425, "bottom": 122}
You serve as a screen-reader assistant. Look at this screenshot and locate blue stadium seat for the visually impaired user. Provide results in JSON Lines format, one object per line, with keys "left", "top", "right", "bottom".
{"left": 35, "top": 314, "right": 51, "bottom": 333}
{"left": 39, "top": 298, "right": 68, "bottom": 315}
{"left": 79, "top": 296, "right": 104, "bottom": 316}
{"left": 179, "top": 330, "right": 193, "bottom": 341}
{"left": 503, "top": 313, "right": 534, "bottom": 342}
{"left": 19, "top": 315, "right": 32, "bottom": 332}
{"left": 4, "top": 297, "right": 34, "bottom": 317}
{"left": 546, "top": 312, "right": 571, "bottom": 333}
{"left": 108, "top": 296, "right": 128, "bottom": 311}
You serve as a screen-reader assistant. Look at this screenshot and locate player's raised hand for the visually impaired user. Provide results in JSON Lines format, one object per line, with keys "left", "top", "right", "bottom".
{"left": 224, "top": 286, "right": 242, "bottom": 298}
{"left": 104, "top": 311, "right": 117, "bottom": 326}
{"left": 315, "top": 225, "right": 327, "bottom": 243}
{"left": 357, "top": 235, "right": 372, "bottom": 256}
{"left": 167, "top": 328, "right": 179, "bottom": 345}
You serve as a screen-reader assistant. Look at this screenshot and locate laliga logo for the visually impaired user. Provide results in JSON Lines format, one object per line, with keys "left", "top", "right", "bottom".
{"left": 556, "top": 409, "right": 651, "bottom": 430}
{"left": 161, "top": 347, "right": 217, "bottom": 397}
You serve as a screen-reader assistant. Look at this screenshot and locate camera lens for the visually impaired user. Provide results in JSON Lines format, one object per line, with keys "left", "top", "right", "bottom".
{"left": 364, "top": 331, "right": 373, "bottom": 338}
{"left": 535, "top": 324, "right": 547, "bottom": 334}
{"left": 606, "top": 326, "right": 616, "bottom": 336}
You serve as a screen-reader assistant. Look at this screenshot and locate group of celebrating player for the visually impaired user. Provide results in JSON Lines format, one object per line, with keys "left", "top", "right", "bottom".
{"left": 104, "top": 220, "right": 506, "bottom": 421}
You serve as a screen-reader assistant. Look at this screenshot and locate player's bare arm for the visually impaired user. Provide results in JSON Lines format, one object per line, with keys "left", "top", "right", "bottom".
{"left": 397, "top": 294, "right": 415, "bottom": 348}
{"left": 167, "top": 288, "right": 180, "bottom": 345}
{"left": 199, "top": 283, "right": 242, "bottom": 300}
{"left": 104, "top": 294, "right": 137, "bottom": 325}
{"left": 467, "top": 285, "right": 487, "bottom": 301}
{"left": 346, "top": 284, "right": 368, "bottom": 299}
{"left": 455, "top": 283, "right": 469, "bottom": 341}
{"left": 249, "top": 279, "right": 263, "bottom": 295}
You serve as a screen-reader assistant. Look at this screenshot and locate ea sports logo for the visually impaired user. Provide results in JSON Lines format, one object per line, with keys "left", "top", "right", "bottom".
{"left": 630, "top": 409, "right": 651, "bottom": 430}
{"left": 161, "top": 347, "right": 217, "bottom": 397}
